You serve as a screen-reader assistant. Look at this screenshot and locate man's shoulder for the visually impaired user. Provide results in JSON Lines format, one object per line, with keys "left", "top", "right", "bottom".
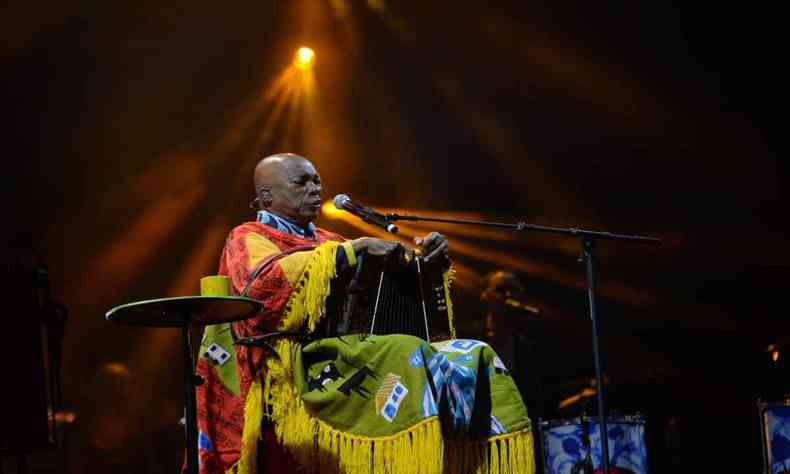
{"left": 227, "top": 221, "right": 269, "bottom": 237}
{"left": 315, "top": 227, "right": 346, "bottom": 243}
{"left": 225, "top": 221, "right": 290, "bottom": 245}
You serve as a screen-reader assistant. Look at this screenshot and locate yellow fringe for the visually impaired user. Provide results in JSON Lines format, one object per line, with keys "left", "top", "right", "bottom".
{"left": 443, "top": 266, "right": 457, "bottom": 339}
{"left": 445, "top": 428, "right": 536, "bottom": 474}
{"left": 230, "top": 378, "right": 263, "bottom": 474}
{"left": 278, "top": 241, "right": 341, "bottom": 332}
{"left": 268, "top": 392, "right": 445, "bottom": 474}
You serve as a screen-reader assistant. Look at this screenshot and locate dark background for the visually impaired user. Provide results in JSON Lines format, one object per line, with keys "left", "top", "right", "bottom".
{"left": 2, "top": 1, "right": 787, "bottom": 472}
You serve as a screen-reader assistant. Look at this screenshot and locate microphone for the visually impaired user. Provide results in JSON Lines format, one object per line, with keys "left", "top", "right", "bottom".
{"left": 333, "top": 194, "right": 398, "bottom": 233}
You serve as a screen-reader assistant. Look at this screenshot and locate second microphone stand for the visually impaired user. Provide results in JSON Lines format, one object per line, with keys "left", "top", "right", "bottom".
{"left": 384, "top": 211, "right": 661, "bottom": 474}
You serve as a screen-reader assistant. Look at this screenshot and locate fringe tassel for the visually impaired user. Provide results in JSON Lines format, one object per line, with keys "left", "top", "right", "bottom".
{"left": 444, "top": 427, "right": 536, "bottom": 474}
{"left": 230, "top": 378, "right": 264, "bottom": 474}
{"left": 443, "top": 267, "right": 457, "bottom": 339}
{"left": 279, "top": 412, "right": 444, "bottom": 474}
{"left": 278, "top": 241, "right": 340, "bottom": 332}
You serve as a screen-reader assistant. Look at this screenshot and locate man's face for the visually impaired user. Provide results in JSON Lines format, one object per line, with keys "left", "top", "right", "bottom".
{"left": 265, "top": 158, "right": 322, "bottom": 225}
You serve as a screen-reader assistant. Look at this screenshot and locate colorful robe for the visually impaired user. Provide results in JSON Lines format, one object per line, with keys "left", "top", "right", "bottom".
{"left": 195, "top": 221, "right": 350, "bottom": 473}
{"left": 195, "top": 221, "right": 536, "bottom": 474}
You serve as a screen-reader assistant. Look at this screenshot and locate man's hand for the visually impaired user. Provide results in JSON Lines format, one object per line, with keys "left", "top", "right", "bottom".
{"left": 414, "top": 232, "right": 449, "bottom": 263}
{"left": 350, "top": 237, "right": 403, "bottom": 258}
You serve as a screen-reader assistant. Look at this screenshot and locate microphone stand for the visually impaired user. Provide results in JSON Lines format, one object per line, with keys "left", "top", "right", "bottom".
{"left": 386, "top": 212, "right": 660, "bottom": 474}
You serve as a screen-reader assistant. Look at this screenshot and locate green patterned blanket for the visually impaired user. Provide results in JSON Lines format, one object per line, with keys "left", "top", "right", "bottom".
{"left": 260, "top": 334, "right": 536, "bottom": 474}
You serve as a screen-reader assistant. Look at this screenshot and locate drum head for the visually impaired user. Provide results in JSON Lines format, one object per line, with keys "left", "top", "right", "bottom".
{"left": 539, "top": 415, "right": 648, "bottom": 474}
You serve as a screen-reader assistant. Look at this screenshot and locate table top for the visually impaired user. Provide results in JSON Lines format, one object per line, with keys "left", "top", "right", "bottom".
{"left": 105, "top": 296, "right": 262, "bottom": 327}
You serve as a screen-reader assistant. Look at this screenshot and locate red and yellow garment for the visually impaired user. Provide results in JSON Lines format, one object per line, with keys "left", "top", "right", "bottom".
{"left": 195, "top": 222, "right": 354, "bottom": 474}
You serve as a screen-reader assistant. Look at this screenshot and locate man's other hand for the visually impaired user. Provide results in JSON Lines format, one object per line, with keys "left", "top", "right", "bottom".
{"left": 350, "top": 237, "right": 403, "bottom": 258}
{"left": 414, "top": 232, "right": 449, "bottom": 263}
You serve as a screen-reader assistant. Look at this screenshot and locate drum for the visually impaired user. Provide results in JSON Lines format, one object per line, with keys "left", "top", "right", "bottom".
{"left": 758, "top": 400, "right": 790, "bottom": 474}
{"left": 539, "top": 415, "right": 648, "bottom": 474}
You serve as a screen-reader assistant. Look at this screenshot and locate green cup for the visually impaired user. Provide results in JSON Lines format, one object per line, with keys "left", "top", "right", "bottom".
{"left": 200, "top": 275, "right": 231, "bottom": 296}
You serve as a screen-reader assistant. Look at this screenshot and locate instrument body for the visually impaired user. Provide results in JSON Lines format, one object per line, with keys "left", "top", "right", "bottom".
{"left": 320, "top": 252, "right": 451, "bottom": 341}
{"left": 538, "top": 415, "right": 648, "bottom": 474}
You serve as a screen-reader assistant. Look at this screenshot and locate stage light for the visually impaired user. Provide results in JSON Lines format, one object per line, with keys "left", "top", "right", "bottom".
{"left": 772, "top": 350, "right": 780, "bottom": 363}
{"left": 50, "top": 408, "right": 77, "bottom": 426}
{"left": 295, "top": 47, "right": 315, "bottom": 70}
{"left": 321, "top": 199, "right": 344, "bottom": 219}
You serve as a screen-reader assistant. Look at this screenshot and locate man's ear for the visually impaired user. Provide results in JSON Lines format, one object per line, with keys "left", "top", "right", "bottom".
{"left": 257, "top": 186, "right": 273, "bottom": 207}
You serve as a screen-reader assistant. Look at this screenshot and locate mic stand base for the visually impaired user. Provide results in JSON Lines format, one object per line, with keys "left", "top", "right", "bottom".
{"left": 583, "top": 238, "right": 611, "bottom": 474}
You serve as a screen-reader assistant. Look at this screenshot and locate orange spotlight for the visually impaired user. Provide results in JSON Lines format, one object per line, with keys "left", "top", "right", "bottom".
{"left": 321, "top": 199, "right": 344, "bottom": 219}
{"left": 295, "top": 47, "right": 315, "bottom": 70}
{"left": 50, "top": 408, "right": 77, "bottom": 426}
{"left": 101, "top": 361, "right": 131, "bottom": 377}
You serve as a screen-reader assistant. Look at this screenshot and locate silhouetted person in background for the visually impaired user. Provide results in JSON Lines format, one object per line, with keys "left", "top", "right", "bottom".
{"left": 480, "top": 270, "right": 547, "bottom": 419}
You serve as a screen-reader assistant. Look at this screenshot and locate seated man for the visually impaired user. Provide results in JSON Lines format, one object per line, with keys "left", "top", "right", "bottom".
{"left": 195, "top": 153, "right": 535, "bottom": 474}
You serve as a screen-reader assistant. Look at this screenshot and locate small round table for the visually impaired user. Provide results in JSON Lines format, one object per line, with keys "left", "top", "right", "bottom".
{"left": 106, "top": 296, "right": 262, "bottom": 474}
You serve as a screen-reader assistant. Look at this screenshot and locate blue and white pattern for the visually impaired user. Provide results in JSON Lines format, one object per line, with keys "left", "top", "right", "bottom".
{"left": 381, "top": 382, "right": 409, "bottom": 422}
{"left": 422, "top": 381, "right": 439, "bottom": 418}
{"left": 432, "top": 339, "right": 487, "bottom": 354}
{"left": 409, "top": 347, "right": 425, "bottom": 368}
{"left": 421, "top": 351, "right": 478, "bottom": 433}
{"left": 198, "top": 431, "right": 214, "bottom": 452}
{"left": 257, "top": 210, "right": 316, "bottom": 238}
{"left": 540, "top": 416, "right": 648, "bottom": 474}
{"left": 455, "top": 354, "right": 474, "bottom": 364}
{"left": 766, "top": 405, "right": 790, "bottom": 474}
{"left": 490, "top": 415, "right": 507, "bottom": 435}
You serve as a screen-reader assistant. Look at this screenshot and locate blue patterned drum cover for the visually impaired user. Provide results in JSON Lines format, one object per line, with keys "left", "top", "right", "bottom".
{"left": 539, "top": 415, "right": 648, "bottom": 474}
{"left": 761, "top": 402, "right": 790, "bottom": 474}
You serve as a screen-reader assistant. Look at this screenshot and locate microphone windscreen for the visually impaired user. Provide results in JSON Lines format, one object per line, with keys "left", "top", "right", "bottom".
{"left": 334, "top": 194, "right": 351, "bottom": 209}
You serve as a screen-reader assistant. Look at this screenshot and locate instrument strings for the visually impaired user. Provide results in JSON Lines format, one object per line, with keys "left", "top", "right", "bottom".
{"left": 370, "top": 263, "right": 430, "bottom": 340}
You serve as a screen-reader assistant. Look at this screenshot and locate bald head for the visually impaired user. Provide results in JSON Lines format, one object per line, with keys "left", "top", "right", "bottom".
{"left": 254, "top": 153, "right": 323, "bottom": 225}
{"left": 254, "top": 153, "right": 304, "bottom": 190}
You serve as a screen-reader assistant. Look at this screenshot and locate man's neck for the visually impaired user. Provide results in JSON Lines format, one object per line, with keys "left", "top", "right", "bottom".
{"left": 256, "top": 209, "right": 316, "bottom": 239}
{"left": 263, "top": 210, "right": 304, "bottom": 226}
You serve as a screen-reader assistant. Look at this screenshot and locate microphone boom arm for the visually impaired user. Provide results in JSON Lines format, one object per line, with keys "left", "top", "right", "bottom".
{"left": 385, "top": 212, "right": 661, "bottom": 245}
